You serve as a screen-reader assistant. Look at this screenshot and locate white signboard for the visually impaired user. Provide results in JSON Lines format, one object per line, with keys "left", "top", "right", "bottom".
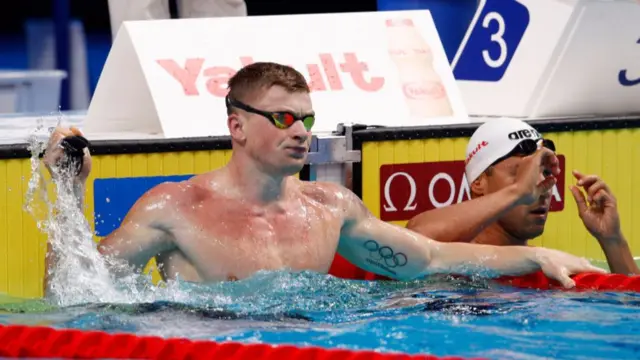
{"left": 84, "top": 11, "right": 469, "bottom": 139}
{"left": 452, "top": 0, "right": 640, "bottom": 118}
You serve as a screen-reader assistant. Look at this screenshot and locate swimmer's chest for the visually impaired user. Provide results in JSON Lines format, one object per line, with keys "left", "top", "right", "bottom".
{"left": 172, "top": 197, "right": 343, "bottom": 277}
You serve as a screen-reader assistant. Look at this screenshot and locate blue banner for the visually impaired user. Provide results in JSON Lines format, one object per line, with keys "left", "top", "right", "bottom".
{"left": 93, "top": 175, "right": 193, "bottom": 236}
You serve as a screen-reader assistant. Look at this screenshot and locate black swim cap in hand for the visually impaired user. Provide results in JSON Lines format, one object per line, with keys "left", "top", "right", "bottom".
{"left": 59, "top": 135, "right": 90, "bottom": 176}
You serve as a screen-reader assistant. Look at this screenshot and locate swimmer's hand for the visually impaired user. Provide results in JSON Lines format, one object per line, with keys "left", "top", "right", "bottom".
{"left": 515, "top": 147, "right": 560, "bottom": 206}
{"left": 569, "top": 170, "right": 620, "bottom": 242}
{"left": 44, "top": 126, "right": 92, "bottom": 183}
{"left": 570, "top": 170, "right": 639, "bottom": 275}
{"left": 531, "top": 247, "right": 607, "bottom": 288}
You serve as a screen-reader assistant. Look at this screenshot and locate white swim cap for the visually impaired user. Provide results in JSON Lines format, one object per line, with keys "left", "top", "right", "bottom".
{"left": 464, "top": 119, "right": 542, "bottom": 185}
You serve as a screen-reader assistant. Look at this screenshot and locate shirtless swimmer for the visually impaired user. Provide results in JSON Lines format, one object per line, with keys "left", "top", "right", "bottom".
{"left": 43, "top": 62, "right": 605, "bottom": 290}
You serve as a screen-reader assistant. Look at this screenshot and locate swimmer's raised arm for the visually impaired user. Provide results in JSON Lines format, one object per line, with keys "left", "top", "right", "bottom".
{"left": 43, "top": 126, "right": 93, "bottom": 294}
{"left": 43, "top": 127, "right": 176, "bottom": 293}
{"left": 407, "top": 147, "right": 559, "bottom": 243}
{"left": 332, "top": 185, "right": 606, "bottom": 288}
{"left": 43, "top": 183, "right": 178, "bottom": 294}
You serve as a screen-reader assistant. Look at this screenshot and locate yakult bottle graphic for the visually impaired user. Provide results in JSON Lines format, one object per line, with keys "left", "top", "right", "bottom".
{"left": 386, "top": 18, "right": 453, "bottom": 118}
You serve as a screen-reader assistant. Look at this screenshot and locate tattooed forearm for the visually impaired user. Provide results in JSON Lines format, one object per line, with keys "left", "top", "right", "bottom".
{"left": 363, "top": 240, "right": 408, "bottom": 275}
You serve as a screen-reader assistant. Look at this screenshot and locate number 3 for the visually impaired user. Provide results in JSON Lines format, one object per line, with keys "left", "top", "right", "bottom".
{"left": 619, "top": 37, "right": 640, "bottom": 87}
{"left": 482, "top": 11, "right": 508, "bottom": 68}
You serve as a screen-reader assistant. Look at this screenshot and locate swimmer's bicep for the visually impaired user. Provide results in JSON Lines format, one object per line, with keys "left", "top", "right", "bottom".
{"left": 98, "top": 222, "right": 174, "bottom": 268}
{"left": 333, "top": 187, "right": 432, "bottom": 279}
{"left": 97, "top": 185, "right": 177, "bottom": 268}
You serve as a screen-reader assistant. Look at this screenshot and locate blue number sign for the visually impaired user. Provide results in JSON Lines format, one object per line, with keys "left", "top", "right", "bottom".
{"left": 453, "top": 0, "right": 530, "bottom": 82}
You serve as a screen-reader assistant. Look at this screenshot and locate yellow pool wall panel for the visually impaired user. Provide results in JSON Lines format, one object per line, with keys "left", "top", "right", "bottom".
{"left": 361, "top": 128, "right": 640, "bottom": 261}
{"left": 0, "top": 149, "right": 234, "bottom": 299}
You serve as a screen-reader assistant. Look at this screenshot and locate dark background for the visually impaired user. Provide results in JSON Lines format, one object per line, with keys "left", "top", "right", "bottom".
{"left": 0, "top": 0, "right": 377, "bottom": 34}
{"left": 0, "top": 0, "right": 377, "bottom": 95}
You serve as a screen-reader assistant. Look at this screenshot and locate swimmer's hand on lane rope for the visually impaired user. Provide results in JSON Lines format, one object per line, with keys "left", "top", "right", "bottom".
{"left": 531, "top": 247, "right": 607, "bottom": 289}
{"left": 44, "top": 126, "right": 92, "bottom": 182}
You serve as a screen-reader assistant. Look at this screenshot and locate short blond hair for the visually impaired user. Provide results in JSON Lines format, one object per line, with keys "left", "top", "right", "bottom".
{"left": 227, "top": 62, "right": 309, "bottom": 108}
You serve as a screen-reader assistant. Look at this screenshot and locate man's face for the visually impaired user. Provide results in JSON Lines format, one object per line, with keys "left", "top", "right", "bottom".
{"left": 485, "top": 155, "right": 553, "bottom": 240}
{"left": 238, "top": 86, "right": 313, "bottom": 176}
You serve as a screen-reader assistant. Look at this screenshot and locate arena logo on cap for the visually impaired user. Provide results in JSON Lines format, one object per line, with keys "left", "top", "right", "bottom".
{"left": 380, "top": 157, "right": 565, "bottom": 222}
{"left": 508, "top": 128, "right": 541, "bottom": 141}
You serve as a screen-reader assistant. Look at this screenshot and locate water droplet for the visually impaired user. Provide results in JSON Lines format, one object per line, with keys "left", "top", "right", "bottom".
{"left": 106, "top": 197, "right": 111, "bottom": 203}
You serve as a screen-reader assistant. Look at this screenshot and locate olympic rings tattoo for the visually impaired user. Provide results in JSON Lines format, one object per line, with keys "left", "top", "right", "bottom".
{"left": 363, "top": 240, "right": 408, "bottom": 268}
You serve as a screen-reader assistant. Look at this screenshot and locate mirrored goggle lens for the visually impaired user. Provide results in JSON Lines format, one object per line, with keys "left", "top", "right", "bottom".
{"left": 302, "top": 116, "right": 315, "bottom": 131}
{"left": 272, "top": 113, "right": 315, "bottom": 131}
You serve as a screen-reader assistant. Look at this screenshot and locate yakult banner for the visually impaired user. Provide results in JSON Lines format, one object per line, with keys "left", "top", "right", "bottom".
{"left": 379, "top": 157, "right": 566, "bottom": 222}
{"left": 83, "top": 11, "right": 469, "bottom": 139}
{"left": 452, "top": 0, "right": 640, "bottom": 118}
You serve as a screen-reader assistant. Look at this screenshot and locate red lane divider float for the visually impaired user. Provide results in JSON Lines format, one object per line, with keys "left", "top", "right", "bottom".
{"left": 329, "top": 255, "right": 640, "bottom": 292}
{"left": 0, "top": 324, "right": 486, "bottom": 360}
{"left": 495, "top": 271, "right": 640, "bottom": 292}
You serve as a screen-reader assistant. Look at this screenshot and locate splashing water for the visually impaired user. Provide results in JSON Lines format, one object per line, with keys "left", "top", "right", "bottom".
{"left": 22, "top": 121, "right": 193, "bottom": 307}
{"left": 24, "top": 122, "right": 122, "bottom": 306}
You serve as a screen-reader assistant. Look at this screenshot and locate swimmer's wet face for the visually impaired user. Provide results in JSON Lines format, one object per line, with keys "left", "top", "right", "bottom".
{"left": 226, "top": 62, "right": 313, "bottom": 176}
{"left": 480, "top": 139, "right": 556, "bottom": 239}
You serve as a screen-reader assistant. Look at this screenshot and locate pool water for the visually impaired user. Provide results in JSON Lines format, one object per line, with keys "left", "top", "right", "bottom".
{"left": 1, "top": 271, "right": 639, "bottom": 360}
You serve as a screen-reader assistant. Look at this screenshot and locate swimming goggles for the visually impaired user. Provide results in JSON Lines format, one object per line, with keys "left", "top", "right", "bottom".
{"left": 225, "top": 96, "right": 315, "bottom": 131}
{"left": 492, "top": 138, "right": 556, "bottom": 166}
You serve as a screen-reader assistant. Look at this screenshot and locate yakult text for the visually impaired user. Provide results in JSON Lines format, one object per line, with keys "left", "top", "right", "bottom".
{"left": 156, "top": 53, "right": 386, "bottom": 97}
